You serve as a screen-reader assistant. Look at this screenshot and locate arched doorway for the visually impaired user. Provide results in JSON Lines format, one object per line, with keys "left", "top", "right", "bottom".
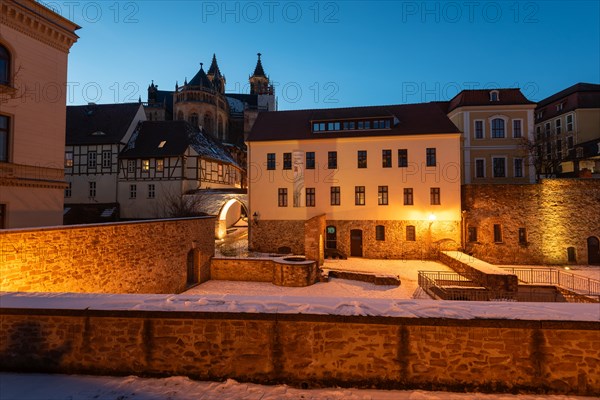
{"left": 350, "top": 229, "right": 363, "bottom": 257}
{"left": 588, "top": 236, "right": 600, "bottom": 265}
{"left": 186, "top": 249, "right": 198, "bottom": 286}
{"left": 216, "top": 198, "right": 248, "bottom": 239}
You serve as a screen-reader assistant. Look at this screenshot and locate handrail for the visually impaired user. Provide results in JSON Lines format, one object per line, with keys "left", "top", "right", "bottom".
{"left": 501, "top": 267, "right": 600, "bottom": 296}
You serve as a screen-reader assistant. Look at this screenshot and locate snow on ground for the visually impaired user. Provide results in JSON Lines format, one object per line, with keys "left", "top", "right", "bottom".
{"left": 0, "top": 373, "right": 595, "bottom": 400}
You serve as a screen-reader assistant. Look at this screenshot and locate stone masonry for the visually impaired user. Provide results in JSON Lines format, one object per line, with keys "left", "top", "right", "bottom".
{"left": 0, "top": 217, "right": 215, "bottom": 294}
{"left": 0, "top": 308, "right": 598, "bottom": 396}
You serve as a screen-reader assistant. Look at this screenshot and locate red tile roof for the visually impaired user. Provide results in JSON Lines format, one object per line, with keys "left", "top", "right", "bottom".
{"left": 446, "top": 89, "right": 534, "bottom": 112}
{"left": 247, "top": 103, "right": 461, "bottom": 142}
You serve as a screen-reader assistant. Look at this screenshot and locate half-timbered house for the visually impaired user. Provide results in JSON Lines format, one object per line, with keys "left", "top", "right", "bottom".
{"left": 118, "top": 120, "right": 243, "bottom": 219}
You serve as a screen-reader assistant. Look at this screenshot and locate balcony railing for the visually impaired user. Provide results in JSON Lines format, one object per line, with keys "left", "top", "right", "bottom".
{"left": 500, "top": 267, "right": 600, "bottom": 299}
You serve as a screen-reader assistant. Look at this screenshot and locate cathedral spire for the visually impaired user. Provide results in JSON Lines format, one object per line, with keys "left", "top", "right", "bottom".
{"left": 252, "top": 52, "right": 266, "bottom": 77}
{"left": 207, "top": 53, "right": 221, "bottom": 76}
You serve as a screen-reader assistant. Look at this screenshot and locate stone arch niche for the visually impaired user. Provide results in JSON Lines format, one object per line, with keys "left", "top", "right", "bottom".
{"left": 216, "top": 198, "right": 248, "bottom": 239}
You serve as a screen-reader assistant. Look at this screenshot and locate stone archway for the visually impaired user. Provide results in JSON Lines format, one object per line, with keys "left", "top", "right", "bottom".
{"left": 216, "top": 198, "right": 249, "bottom": 239}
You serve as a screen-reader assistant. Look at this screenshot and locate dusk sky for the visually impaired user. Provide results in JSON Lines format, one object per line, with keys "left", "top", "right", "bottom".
{"left": 59, "top": 0, "right": 600, "bottom": 110}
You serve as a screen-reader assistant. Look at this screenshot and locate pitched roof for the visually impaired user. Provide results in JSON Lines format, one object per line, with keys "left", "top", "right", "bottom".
{"left": 446, "top": 89, "right": 535, "bottom": 112}
{"left": 120, "top": 121, "right": 238, "bottom": 167}
{"left": 536, "top": 82, "right": 600, "bottom": 108}
{"left": 188, "top": 65, "right": 213, "bottom": 88}
{"left": 66, "top": 103, "right": 143, "bottom": 145}
{"left": 247, "top": 103, "right": 461, "bottom": 142}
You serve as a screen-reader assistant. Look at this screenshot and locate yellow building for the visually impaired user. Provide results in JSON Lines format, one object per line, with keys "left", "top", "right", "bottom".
{"left": 247, "top": 103, "right": 462, "bottom": 259}
{"left": 444, "top": 89, "right": 537, "bottom": 184}
{"left": 0, "top": 0, "right": 79, "bottom": 228}
{"left": 534, "top": 83, "right": 600, "bottom": 177}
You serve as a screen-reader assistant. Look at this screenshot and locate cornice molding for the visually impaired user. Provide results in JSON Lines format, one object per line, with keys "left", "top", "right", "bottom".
{"left": 0, "top": 0, "right": 79, "bottom": 53}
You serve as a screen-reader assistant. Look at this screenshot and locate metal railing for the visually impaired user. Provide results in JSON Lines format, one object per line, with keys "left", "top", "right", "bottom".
{"left": 417, "top": 270, "right": 597, "bottom": 302}
{"left": 501, "top": 267, "right": 600, "bottom": 298}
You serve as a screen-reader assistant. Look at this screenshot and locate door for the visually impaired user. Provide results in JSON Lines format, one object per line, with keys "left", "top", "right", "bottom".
{"left": 588, "top": 236, "right": 600, "bottom": 265}
{"left": 187, "top": 250, "right": 198, "bottom": 285}
{"left": 326, "top": 225, "right": 337, "bottom": 249}
{"left": 350, "top": 229, "right": 363, "bottom": 257}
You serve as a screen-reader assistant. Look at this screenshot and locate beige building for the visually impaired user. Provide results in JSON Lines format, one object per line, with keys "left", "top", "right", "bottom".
{"left": 534, "top": 83, "right": 600, "bottom": 177}
{"left": 0, "top": 0, "right": 79, "bottom": 228}
{"left": 444, "top": 89, "right": 537, "bottom": 184}
{"left": 247, "top": 103, "right": 463, "bottom": 258}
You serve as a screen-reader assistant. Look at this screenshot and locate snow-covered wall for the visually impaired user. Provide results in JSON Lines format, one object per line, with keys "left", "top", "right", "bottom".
{"left": 0, "top": 298, "right": 598, "bottom": 396}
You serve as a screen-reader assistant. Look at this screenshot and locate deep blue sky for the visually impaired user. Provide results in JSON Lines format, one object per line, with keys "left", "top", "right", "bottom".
{"left": 58, "top": 0, "right": 599, "bottom": 110}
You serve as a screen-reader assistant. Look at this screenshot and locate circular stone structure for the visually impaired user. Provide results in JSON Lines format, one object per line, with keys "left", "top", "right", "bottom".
{"left": 272, "top": 256, "right": 318, "bottom": 287}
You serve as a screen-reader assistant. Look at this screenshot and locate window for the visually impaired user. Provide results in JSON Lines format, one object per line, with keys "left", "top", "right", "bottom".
{"left": 0, "top": 204, "right": 5, "bottom": 229}
{"left": 492, "top": 157, "right": 506, "bottom": 178}
{"left": 376, "top": 225, "right": 385, "bottom": 241}
{"left": 306, "top": 188, "right": 316, "bottom": 207}
{"left": 398, "top": 149, "right": 408, "bottom": 167}
{"left": 490, "top": 90, "right": 499, "bottom": 101}
{"left": 102, "top": 150, "right": 111, "bottom": 168}
{"left": 518, "top": 227, "right": 527, "bottom": 244}
{"left": 493, "top": 224, "right": 503, "bottom": 243}
{"left": 313, "top": 122, "right": 325, "bottom": 132}
{"left": 545, "top": 122, "right": 551, "bottom": 137}
{"left": 555, "top": 119, "right": 562, "bottom": 135}
{"left": 556, "top": 102, "right": 563, "bottom": 112}
{"left": 567, "top": 136, "right": 574, "bottom": 149}
{"left": 330, "top": 186, "right": 340, "bottom": 206}
{"left": 189, "top": 113, "right": 199, "bottom": 127}
{"left": 566, "top": 114, "right": 573, "bottom": 131}
{"left": 127, "top": 160, "right": 135, "bottom": 173}
{"left": 88, "top": 181, "right": 96, "bottom": 198}
{"left": 576, "top": 147, "right": 584, "bottom": 158}
{"left": 546, "top": 142, "right": 552, "bottom": 157}
{"left": 355, "top": 186, "right": 365, "bottom": 205}
{"left": 0, "top": 44, "right": 10, "bottom": 86}
{"left": 536, "top": 126, "right": 541, "bottom": 140}
{"left": 267, "top": 153, "right": 276, "bottom": 170}
{"left": 513, "top": 120, "right": 522, "bottom": 138}
{"left": 328, "top": 122, "right": 340, "bottom": 131}
{"left": 65, "top": 182, "right": 72, "bottom": 198}
{"left": 364, "top": 121, "right": 371, "bottom": 129}
{"left": 475, "top": 120, "right": 484, "bottom": 139}
{"left": 142, "top": 159, "right": 150, "bottom": 171}
{"left": 514, "top": 158, "right": 524, "bottom": 178}
{"left": 403, "top": 188, "right": 413, "bottom": 205}
{"left": 65, "top": 151, "right": 73, "bottom": 167}
{"left": 382, "top": 149, "right": 392, "bottom": 168}
{"left": 129, "top": 184, "right": 137, "bottom": 199}
{"left": 378, "top": 186, "right": 388, "bottom": 205}
{"left": 1, "top": 115, "right": 10, "bottom": 162}
{"left": 357, "top": 150, "right": 367, "bottom": 168}
{"left": 468, "top": 227, "right": 477, "bottom": 243}
{"left": 430, "top": 187, "right": 440, "bottom": 205}
{"left": 148, "top": 184, "right": 155, "bottom": 199}
{"left": 283, "top": 153, "right": 292, "bottom": 170}
{"left": 87, "top": 152, "right": 97, "bottom": 168}
{"left": 406, "top": 225, "right": 416, "bottom": 241}
{"left": 556, "top": 139, "right": 562, "bottom": 160}
{"left": 328, "top": 151, "right": 337, "bottom": 169}
{"left": 156, "top": 159, "right": 164, "bottom": 172}
{"left": 278, "top": 188, "right": 287, "bottom": 207}
{"left": 306, "top": 152, "right": 315, "bottom": 169}
{"left": 491, "top": 118, "right": 505, "bottom": 138}
{"left": 426, "top": 148, "right": 436, "bottom": 167}
{"left": 475, "top": 159, "right": 485, "bottom": 178}
{"left": 358, "top": 121, "right": 364, "bottom": 129}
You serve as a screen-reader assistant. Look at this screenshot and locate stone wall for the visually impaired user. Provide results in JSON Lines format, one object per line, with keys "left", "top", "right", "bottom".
{"left": 463, "top": 180, "right": 600, "bottom": 265}
{"left": 304, "top": 214, "right": 326, "bottom": 265}
{"left": 0, "top": 307, "right": 598, "bottom": 396}
{"left": 439, "top": 252, "right": 518, "bottom": 293}
{"left": 0, "top": 217, "right": 215, "bottom": 294}
{"left": 211, "top": 257, "right": 318, "bottom": 287}
{"left": 251, "top": 219, "right": 461, "bottom": 260}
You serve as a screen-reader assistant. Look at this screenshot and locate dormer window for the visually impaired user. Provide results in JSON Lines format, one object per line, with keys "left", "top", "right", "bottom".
{"left": 556, "top": 102, "right": 564, "bottom": 112}
{"left": 490, "top": 90, "right": 500, "bottom": 102}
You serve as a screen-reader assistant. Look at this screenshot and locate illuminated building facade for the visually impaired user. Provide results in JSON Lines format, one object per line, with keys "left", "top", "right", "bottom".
{"left": 247, "top": 103, "right": 462, "bottom": 258}
{"left": 0, "top": 0, "right": 79, "bottom": 228}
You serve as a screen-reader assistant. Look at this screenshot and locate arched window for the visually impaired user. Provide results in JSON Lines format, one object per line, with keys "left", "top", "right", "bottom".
{"left": 189, "top": 113, "right": 199, "bottom": 127}
{"left": 491, "top": 118, "right": 505, "bottom": 138}
{"left": 490, "top": 90, "right": 499, "bottom": 101}
{"left": 0, "top": 44, "right": 10, "bottom": 85}
{"left": 218, "top": 116, "right": 224, "bottom": 139}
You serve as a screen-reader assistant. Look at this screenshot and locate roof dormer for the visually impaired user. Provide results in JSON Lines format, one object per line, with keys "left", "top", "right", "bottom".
{"left": 490, "top": 90, "right": 500, "bottom": 102}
